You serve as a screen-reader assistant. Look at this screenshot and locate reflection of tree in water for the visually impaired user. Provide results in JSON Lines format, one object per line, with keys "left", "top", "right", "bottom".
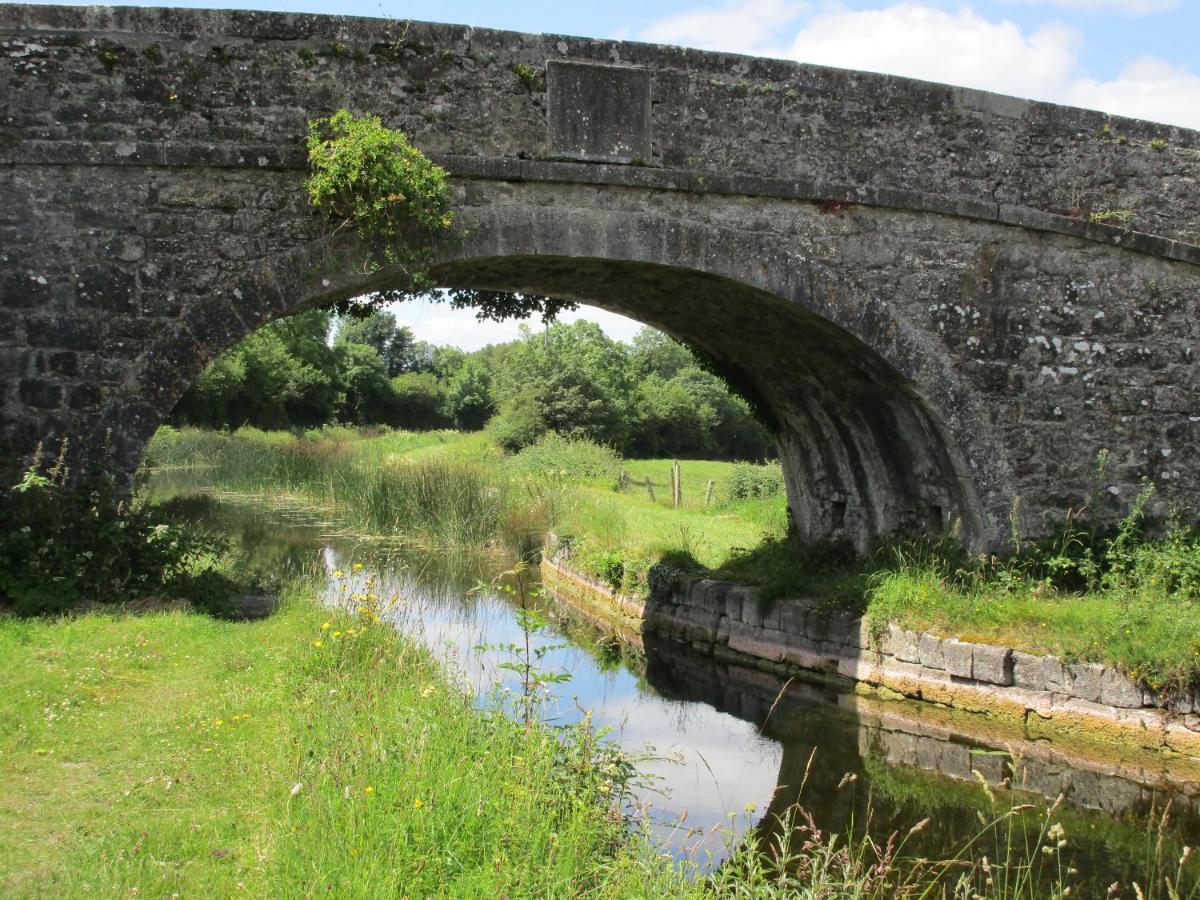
{"left": 642, "top": 633, "right": 1200, "bottom": 896}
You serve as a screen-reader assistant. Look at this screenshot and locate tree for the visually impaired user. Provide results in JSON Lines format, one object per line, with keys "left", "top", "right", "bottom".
{"left": 632, "top": 373, "right": 717, "bottom": 458}
{"left": 629, "top": 327, "right": 694, "bottom": 380}
{"left": 171, "top": 309, "right": 340, "bottom": 429}
{"left": 390, "top": 373, "right": 451, "bottom": 430}
{"left": 335, "top": 311, "right": 415, "bottom": 377}
{"left": 443, "top": 361, "right": 494, "bottom": 431}
{"left": 335, "top": 342, "right": 394, "bottom": 425}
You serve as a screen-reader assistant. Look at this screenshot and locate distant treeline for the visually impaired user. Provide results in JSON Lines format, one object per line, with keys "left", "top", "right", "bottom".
{"left": 171, "top": 308, "right": 775, "bottom": 461}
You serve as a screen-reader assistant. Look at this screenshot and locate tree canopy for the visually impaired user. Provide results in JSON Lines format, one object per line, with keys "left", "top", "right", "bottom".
{"left": 171, "top": 308, "right": 775, "bottom": 462}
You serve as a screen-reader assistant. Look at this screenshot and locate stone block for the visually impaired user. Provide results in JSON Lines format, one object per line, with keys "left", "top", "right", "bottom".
{"left": 737, "top": 589, "right": 763, "bottom": 628}
{"left": 969, "top": 750, "right": 1009, "bottom": 784}
{"left": 1099, "top": 667, "right": 1143, "bottom": 708}
{"left": 822, "top": 610, "right": 858, "bottom": 646}
{"left": 723, "top": 586, "right": 745, "bottom": 622}
{"left": 884, "top": 623, "right": 921, "bottom": 663}
{"left": 940, "top": 743, "right": 973, "bottom": 781}
{"left": 1011, "top": 651, "right": 1046, "bottom": 691}
{"left": 971, "top": 644, "right": 1014, "bottom": 686}
{"left": 881, "top": 729, "right": 919, "bottom": 766}
{"left": 780, "top": 601, "right": 808, "bottom": 636}
{"left": 915, "top": 736, "right": 941, "bottom": 771}
{"left": 917, "top": 632, "right": 946, "bottom": 670}
{"left": 942, "top": 639, "right": 974, "bottom": 679}
{"left": 727, "top": 623, "right": 787, "bottom": 663}
{"left": 846, "top": 616, "right": 872, "bottom": 650}
{"left": 1067, "top": 663, "right": 1105, "bottom": 703}
{"left": 705, "top": 581, "right": 730, "bottom": 614}
{"left": 1043, "top": 656, "right": 1072, "bottom": 693}
{"left": 547, "top": 60, "right": 652, "bottom": 164}
{"left": 838, "top": 656, "right": 874, "bottom": 681}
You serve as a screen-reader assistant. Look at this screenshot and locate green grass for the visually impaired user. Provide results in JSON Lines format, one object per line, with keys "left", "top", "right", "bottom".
{"left": 867, "top": 567, "right": 1200, "bottom": 692}
{"left": 0, "top": 585, "right": 689, "bottom": 897}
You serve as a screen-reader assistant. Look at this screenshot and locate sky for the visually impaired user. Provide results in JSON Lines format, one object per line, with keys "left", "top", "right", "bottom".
{"left": 43, "top": 0, "right": 1199, "bottom": 348}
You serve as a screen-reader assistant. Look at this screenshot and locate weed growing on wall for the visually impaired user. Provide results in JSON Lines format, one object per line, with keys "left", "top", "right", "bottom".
{"left": 306, "top": 109, "right": 454, "bottom": 289}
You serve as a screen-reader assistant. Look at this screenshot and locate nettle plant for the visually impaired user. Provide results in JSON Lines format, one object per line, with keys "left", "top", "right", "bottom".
{"left": 306, "top": 109, "right": 455, "bottom": 290}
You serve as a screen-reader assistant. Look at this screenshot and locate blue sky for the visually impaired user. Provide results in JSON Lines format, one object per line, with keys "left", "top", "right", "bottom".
{"left": 46, "top": 0, "right": 1197, "bottom": 347}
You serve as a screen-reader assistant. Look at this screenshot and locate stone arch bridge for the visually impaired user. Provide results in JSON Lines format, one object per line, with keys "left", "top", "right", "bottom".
{"left": 2, "top": 4, "right": 1198, "bottom": 551}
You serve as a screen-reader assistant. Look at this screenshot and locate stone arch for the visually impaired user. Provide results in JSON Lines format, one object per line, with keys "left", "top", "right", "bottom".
{"left": 104, "top": 204, "right": 1000, "bottom": 551}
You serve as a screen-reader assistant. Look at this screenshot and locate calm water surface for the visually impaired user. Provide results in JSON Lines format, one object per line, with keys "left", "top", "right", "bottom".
{"left": 160, "top": 484, "right": 1200, "bottom": 890}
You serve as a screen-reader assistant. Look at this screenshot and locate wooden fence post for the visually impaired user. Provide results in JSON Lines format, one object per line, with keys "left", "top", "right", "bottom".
{"left": 705, "top": 479, "right": 715, "bottom": 506}
{"left": 644, "top": 476, "right": 655, "bottom": 502}
{"left": 672, "top": 461, "right": 681, "bottom": 509}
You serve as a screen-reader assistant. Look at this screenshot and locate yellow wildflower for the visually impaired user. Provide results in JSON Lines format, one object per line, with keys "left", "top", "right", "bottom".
{"left": 333, "top": 631, "right": 342, "bottom": 638}
{"left": 413, "top": 798, "right": 424, "bottom": 809}
{"left": 333, "top": 570, "right": 345, "bottom": 579}
{"left": 321, "top": 622, "right": 331, "bottom": 631}
{"left": 311, "top": 640, "right": 323, "bottom": 648}
{"left": 353, "top": 563, "right": 364, "bottom": 571}
{"left": 364, "top": 786, "right": 375, "bottom": 795}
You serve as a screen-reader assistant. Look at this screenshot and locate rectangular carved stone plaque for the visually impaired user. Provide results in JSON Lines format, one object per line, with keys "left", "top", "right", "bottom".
{"left": 547, "top": 59, "right": 651, "bottom": 164}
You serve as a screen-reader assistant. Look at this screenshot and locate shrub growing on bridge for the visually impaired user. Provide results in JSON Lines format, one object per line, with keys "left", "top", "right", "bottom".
{"left": 306, "top": 109, "right": 454, "bottom": 288}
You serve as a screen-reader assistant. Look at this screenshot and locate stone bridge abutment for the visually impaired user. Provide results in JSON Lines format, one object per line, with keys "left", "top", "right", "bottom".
{"left": 2, "top": 4, "right": 1198, "bottom": 551}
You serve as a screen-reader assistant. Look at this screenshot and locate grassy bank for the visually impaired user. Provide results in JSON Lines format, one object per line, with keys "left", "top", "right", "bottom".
{"left": 0, "top": 585, "right": 690, "bottom": 897}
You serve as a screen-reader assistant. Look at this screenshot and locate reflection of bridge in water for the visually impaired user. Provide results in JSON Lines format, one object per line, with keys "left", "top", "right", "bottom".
{"left": 634, "top": 631, "right": 1200, "bottom": 892}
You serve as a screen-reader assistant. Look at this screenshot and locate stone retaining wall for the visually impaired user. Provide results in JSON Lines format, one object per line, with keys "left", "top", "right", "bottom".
{"left": 540, "top": 551, "right": 1200, "bottom": 764}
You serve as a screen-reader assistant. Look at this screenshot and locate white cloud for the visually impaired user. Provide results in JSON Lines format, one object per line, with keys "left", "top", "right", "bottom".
{"left": 639, "top": 0, "right": 808, "bottom": 54}
{"left": 1007, "top": 0, "right": 1177, "bottom": 13}
{"left": 637, "top": 1, "right": 1199, "bottom": 129}
{"left": 1066, "top": 56, "right": 1200, "bottom": 129}
{"left": 784, "top": 5, "right": 1080, "bottom": 102}
{"left": 384, "top": 297, "right": 645, "bottom": 352}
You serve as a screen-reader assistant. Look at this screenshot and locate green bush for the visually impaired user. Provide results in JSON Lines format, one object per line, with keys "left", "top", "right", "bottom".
{"left": 486, "top": 388, "right": 547, "bottom": 452}
{"left": 306, "top": 108, "right": 453, "bottom": 283}
{"left": 721, "top": 462, "right": 785, "bottom": 503}
{"left": 507, "top": 434, "right": 622, "bottom": 485}
{"left": 0, "top": 443, "right": 218, "bottom": 615}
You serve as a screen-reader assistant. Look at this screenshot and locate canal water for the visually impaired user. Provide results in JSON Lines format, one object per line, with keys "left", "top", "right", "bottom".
{"left": 161, "top": 486, "right": 1200, "bottom": 892}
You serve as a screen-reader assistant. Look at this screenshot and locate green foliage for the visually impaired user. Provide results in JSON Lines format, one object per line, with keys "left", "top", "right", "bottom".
{"left": 509, "top": 434, "right": 622, "bottom": 485}
{"left": 487, "top": 386, "right": 548, "bottom": 452}
{"left": 0, "top": 441, "right": 228, "bottom": 616}
{"left": 305, "top": 109, "right": 453, "bottom": 285}
{"left": 173, "top": 311, "right": 774, "bottom": 463}
{"left": 334, "top": 309, "right": 415, "bottom": 376}
{"left": 721, "top": 462, "right": 785, "bottom": 504}
{"left": 863, "top": 488, "right": 1200, "bottom": 691}
{"left": 333, "top": 340, "right": 394, "bottom": 425}
{"left": 389, "top": 371, "right": 452, "bottom": 430}
{"left": 443, "top": 360, "right": 494, "bottom": 430}
{"left": 511, "top": 62, "right": 543, "bottom": 89}
{"left": 172, "top": 309, "right": 340, "bottom": 430}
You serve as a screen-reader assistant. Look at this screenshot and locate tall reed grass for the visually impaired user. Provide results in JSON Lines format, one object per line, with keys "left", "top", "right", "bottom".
{"left": 145, "top": 426, "right": 528, "bottom": 552}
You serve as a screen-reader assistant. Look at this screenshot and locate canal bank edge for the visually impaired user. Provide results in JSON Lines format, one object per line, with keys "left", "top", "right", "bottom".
{"left": 539, "top": 546, "right": 1200, "bottom": 782}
